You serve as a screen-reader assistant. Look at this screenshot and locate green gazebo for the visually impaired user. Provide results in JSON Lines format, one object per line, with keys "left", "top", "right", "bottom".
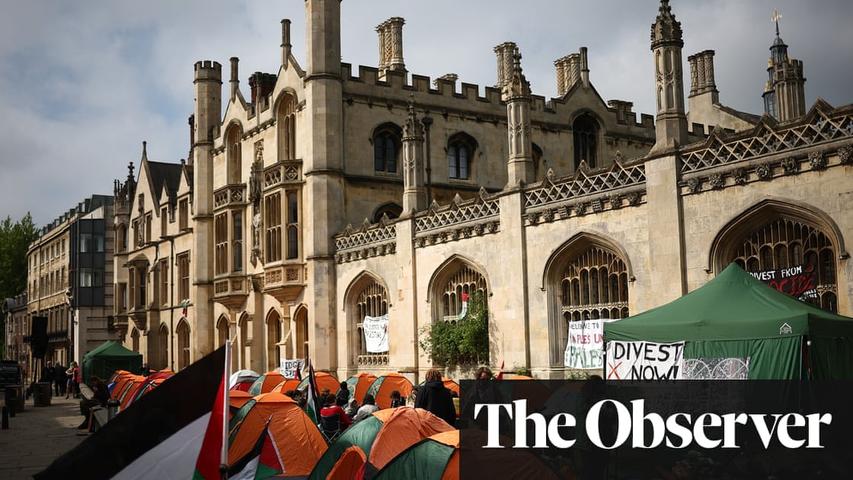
{"left": 604, "top": 264, "right": 853, "bottom": 379}
{"left": 82, "top": 341, "right": 143, "bottom": 382}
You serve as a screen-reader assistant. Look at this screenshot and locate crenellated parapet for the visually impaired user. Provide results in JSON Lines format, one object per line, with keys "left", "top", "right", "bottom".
{"left": 334, "top": 218, "right": 397, "bottom": 264}
{"left": 679, "top": 100, "right": 853, "bottom": 195}
{"left": 413, "top": 189, "right": 501, "bottom": 248}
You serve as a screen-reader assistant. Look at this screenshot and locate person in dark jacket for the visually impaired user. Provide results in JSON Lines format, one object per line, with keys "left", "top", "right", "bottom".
{"left": 335, "top": 381, "right": 349, "bottom": 407}
{"left": 415, "top": 368, "right": 456, "bottom": 426}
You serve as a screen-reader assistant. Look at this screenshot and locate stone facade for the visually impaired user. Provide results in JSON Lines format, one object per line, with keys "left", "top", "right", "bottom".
{"left": 112, "top": 0, "right": 852, "bottom": 383}
{"left": 25, "top": 195, "right": 115, "bottom": 375}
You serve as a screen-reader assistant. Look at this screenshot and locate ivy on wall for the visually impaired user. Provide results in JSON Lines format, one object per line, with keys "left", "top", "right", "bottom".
{"left": 419, "top": 292, "right": 489, "bottom": 366}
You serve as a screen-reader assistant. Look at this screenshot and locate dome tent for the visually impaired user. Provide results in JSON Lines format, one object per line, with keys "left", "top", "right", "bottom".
{"left": 604, "top": 264, "right": 853, "bottom": 379}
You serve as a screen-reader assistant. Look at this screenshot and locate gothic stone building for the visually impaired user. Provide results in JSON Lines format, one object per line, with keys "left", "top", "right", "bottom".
{"left": 113, "top": 0, "right": 852, "bottom": 380}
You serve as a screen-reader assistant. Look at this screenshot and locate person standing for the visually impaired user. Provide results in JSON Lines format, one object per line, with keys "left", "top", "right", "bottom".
{"left": 415, "top": 369, "right": 456, "bottom": 426}
{"left": 53, "top": 362, "right": 66, "bottom": 396}
{"left": 41, "top": 361, "right": 55, "bottom": 397}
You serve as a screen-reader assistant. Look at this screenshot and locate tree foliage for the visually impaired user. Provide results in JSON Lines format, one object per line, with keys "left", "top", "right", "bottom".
{"left": 419, "top": 291, "right": 489, "bottom": 366}
{"left": 0, "top": 213, "right": 39, "bottom": 301}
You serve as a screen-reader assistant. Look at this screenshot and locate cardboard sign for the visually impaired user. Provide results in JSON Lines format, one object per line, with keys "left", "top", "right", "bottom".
{"left": 564, "top": 319, "right": 606, "bottom": 369}
{"left": 363, "top": 314, "right": 389, "bottom": 353}
{"left": 279, "top": 359, "right": 303, "bottom": 379}
{"left": 605, "top": 341, "right": 684, "bottom": 380}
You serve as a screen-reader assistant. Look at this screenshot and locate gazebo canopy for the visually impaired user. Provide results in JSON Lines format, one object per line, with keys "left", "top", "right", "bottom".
{"left": 605, "top": 264, "right": 853, "bottom": 379}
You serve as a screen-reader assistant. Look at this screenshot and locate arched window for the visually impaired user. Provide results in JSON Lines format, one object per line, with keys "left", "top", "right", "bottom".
{"left": 158, "top": 323, "right": 169, "bottom": 370}
{"left": 130, "top": 328, "right": 140, "bottom": 353}
{"left": 226, "top": 124, "right": 242, "bottom": 184}
{"left": 573, "top": 113, "right": 599, "bottom": 170}
{"left": 545, "top": 235, "right": 631, "bottom": 367}
{"left": 728, "top": 217, "right": 837, "bottom": 312}
{"left": 348, "top": 275, "right": 389, "bottom": 366}
{"left": 277, "top": 94, "right": 297, "bottom": 160}
{"left": 433, "top": 259, "right": 488, "bottom": 322}
{"left": 372, "top": 203, "right": 403, "bottom": 223}
{"left": 285, "top": 191, "right": 299, "bottom": 260}
{"left": 116, "top": 224, "right": 127, "bottom": 253}
{"left": 266, "top": 310, "right": 281, "bottom": 371}
{"left": 295, "top": 307, "right": 309, "bottom": 361}
{"left": 216, "top": 315, "right": 229, "bottom": 347}
{"left": 373, "top": 124, "right": 402, "bottom": 174}
{"left": 447, "top": 133, "right": 477, "bottom": 180}
{"left": 176, "top": 320, "right": 190, "bottom": 370}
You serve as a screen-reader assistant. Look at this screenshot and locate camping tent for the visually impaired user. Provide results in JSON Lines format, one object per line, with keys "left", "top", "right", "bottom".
{"left": 366, "top": 373, "right": 414, "bottom": 409}
{"left": 604, "top": 264, "right": 853, "bottom": 379}
{"left": 82, "top": 341, "right": 142, "bottom": 382}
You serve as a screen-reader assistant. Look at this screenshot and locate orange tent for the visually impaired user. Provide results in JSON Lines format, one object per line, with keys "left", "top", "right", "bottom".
{"left": 228, "top": 392, "right": 327, "bottom": 476}
{"left": 118, "top": 376, "right": 148, "bottom": 411}
{"left": 366, "top": 373, "right": 413, "bottom": 409}
{"left": 345, "top": 373, "right": 377, "bottom": 403}
{"left": 367, "top": 407, "right": 453, "bottom": 473}
{"left": 374, "top": 430, "right": 459, "bottom": 480}
{"left": 309, "top": 407, "right": 452, "bottom": 480}
{"left": 297, "top": 371, "right": 340, "bottom": 396}
{"left": 272, "top": 378, "right": 302, "bottom": 395}
{"left": 110, "top": 372, "right": 138, "bottom": 400}
{"left": 326, "top": 445, "right": 367, "bottom": 480}
{"left": 229, "top": 390, "right": 252, "bottom": 411}
{"left": 248, "top": 370, "right": 285, "bottom": 395}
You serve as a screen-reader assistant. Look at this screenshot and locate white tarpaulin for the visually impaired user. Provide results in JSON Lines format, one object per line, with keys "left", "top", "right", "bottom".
{"left": 564, "top": 319, "right": 607, "bottom": 369}
{"left": 363, "top": 314, "right": 389, "bottom": 353}
{"left": 605, "top": 340, "right": 685, "bottom": 380}
{"left": 279, "top": 359, "right": 303, "bottom": 379}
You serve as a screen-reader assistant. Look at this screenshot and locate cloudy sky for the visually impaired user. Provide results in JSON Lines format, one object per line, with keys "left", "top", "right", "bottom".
{"left": 1, "top": 0, "right": 851, "bottom": 226}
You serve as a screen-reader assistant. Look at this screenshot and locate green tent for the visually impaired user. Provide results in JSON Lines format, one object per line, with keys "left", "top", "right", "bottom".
{"left": 82, "top": 341, "right": 142, "bottom": 382}
{"left": 604, "top": 264, "right": 853, "bottom": 379}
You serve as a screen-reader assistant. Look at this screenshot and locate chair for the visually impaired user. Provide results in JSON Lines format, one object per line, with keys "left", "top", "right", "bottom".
{"left": 320, "top": 412, "right": 342, "bottom": 443}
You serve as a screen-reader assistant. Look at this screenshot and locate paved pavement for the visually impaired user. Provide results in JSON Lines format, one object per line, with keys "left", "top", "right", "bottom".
{"left": 0, "top": 393, "right": 86, "bottom": 479}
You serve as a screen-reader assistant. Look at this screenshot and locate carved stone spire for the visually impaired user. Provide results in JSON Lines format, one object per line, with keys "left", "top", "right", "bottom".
{"left": 650, "top": 0, "right": 688, "bottom": 153}
{"left": 140, "top": 141, "right": 148, "bottom": 162}
{"left": 402, "top": 99, "right": 426, "bottom": 212}
{"left": 651, "top": 0, "right": 684, "bottom": 48}
{"left": 503, "top": 53, "right": 533, "bottom": 187}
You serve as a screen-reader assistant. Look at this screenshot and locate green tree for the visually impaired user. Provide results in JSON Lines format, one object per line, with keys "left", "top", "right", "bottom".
{"left": 419, "top": 292, "right": 489, "bottom": 366}
{"left": 0, "top": 213, "right": 39, "bottom": 357}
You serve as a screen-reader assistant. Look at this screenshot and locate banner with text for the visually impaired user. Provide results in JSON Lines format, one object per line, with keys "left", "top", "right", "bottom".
{"left": 749, "top": 263, "right": 818, "bottom": 301}
{"left": 279, "top": 359, "right": 303, "bottom": 379}
{"left": 363, "top": 314, "right": 389, "bottom": 353}
{"left": 564, "top": 319, "right": 607, "bottom": 369}
{"left": 605, "top": 340, "right": 684, "bottom": 380}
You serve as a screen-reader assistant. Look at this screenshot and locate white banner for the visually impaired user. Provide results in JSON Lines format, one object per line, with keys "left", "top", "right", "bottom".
{"left": 363, "top": 314, "right": 389, "bottom": 353}
{"left": 564, "top": 319, "right": 606, "bottom": 369}
{"left": 279, "top": 358, "right": 303, "bottom": 379}
{"left": 605, "top": 341, "right": 685, "bottom": 380}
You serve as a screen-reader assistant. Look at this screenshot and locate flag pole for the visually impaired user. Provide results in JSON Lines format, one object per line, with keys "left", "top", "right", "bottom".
{"left": 220, "top": 337, "right": 232, "bottom": 479}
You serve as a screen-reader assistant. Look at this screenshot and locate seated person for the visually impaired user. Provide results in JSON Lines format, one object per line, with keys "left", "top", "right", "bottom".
{"left": 320, "top": 393, "right": 351, "bottom": 430}
{"left": 353, "top": 394, "right": 379, "bottom": 423}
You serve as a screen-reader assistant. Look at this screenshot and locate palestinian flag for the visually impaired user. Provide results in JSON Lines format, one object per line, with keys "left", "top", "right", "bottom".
{"left": 227, "top": 420, "right": 284, "bottom": 480}
{"left": 34, "top": 346, "right": 225, "bottom": 480}
{"left": 194, "top": 340, "right": 231, "bottom": 479}
{"left": 305, "top": 358, "right": 322, "bottom": 426}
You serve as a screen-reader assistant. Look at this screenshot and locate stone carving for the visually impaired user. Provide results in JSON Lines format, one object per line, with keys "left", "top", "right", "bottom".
{"left": 609, "top": 194, "right": 623, "bottom": 209}
{"left": 781, "top": 157, "right": 800, "bottom": 175}
{"left": 681, "top": 109, "right": 853, "bottom": 173}
{"left": 415, "top": 194, "right": 500, "bottom": 233}
{"left": 709, "top": 173, "right": 724, "bottom": 189}
{"left": 686, "top": 177, "right": 701, "bottom": 193}
{"left": 839, "top": 146, "right": 853, "bottom": 164}
{"left": 590, "top": 199, "right": 603, "bottom": 213}
{"left": 755, "top": 163, "right": 772, "bottom": 180}
{"left": 733, "top": 168, "right": 748, "bottom": 185}
{"left": 809, "top": 151, "right": 827, "bottom": 170}
{"left": 625, "top": 192, "right": 641, "bottom": 206}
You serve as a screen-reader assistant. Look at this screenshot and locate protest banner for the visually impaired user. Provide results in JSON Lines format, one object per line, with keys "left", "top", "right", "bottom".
{"left": 363, "top": 314, "right": 389, "bottom": 353}
{"left": 605, "top": 340, "right": 684, "bottom": 380}
{"left": 564, "top": 319, "right": 607, "bottom": 369}
{"left": 749, "top": 263, "right": 818, "bottom": 301}
{"left": 279, "top": 358, "right": 303, "bottom": 379}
